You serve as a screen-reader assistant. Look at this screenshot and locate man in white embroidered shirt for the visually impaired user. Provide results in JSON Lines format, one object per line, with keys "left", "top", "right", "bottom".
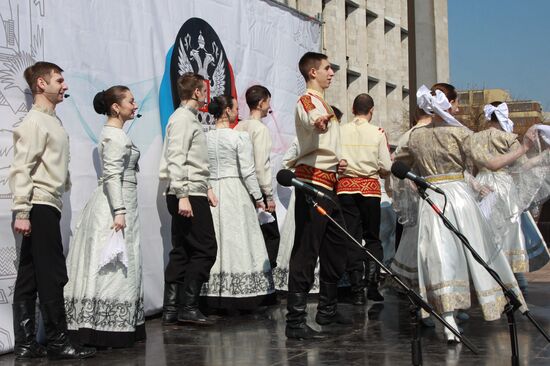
{"left": 235, "top": 85, "right": 280, "bottom": 268}
{"left": 159, "top": 72, "right": 218, "bottom": 326}
{"left": 9, "top": 62, "right": 95, "bottom": 360}
{"left": 284, "top": 52, "right": 352, "bottom": 339}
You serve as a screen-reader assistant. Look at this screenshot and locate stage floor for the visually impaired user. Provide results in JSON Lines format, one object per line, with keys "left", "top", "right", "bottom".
{"left": 1, "top": 274, "right": 549, "bottom": 365}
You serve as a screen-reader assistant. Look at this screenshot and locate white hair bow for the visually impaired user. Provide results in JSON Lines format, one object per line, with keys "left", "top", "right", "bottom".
{"left": 536, "top": 124, "right": 550, "bottom": 145}
{"left": 416, "top": 85, "right": 463, "bottom": 127}
{"left": 483, "top": 103, "right": 514, "bottom": 133}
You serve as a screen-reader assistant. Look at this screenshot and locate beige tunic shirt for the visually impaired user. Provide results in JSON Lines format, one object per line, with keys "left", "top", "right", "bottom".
{"left": 397, "top": 121, "right": 473, "bottom": 177}
{"left": 288, "top": 89, "right": 341, "bottom": 172}
{"left": 467, "top": 128, "right": 520, "bottom": 172}
{"left": 235, "top": 118, "right": 273, "bottom": 198}
{"left": 340, "top": 117, "right": 392, "bottom": 178}
{"left": 159, "top": 105, "right": 210, "bottom": 197}
{"left": 9, "top": 105, "right": 71, "bottom": 218}
{"left": 282, "top": 138, "right": 299, "bottom": 170}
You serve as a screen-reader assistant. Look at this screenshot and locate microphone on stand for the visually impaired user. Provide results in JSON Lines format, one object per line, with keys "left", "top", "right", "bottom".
{"left": 276, "top": 169, "right": 330, "bottom": 201}
{"left": 391, "top": 161, "right": 444, "bottom": 194}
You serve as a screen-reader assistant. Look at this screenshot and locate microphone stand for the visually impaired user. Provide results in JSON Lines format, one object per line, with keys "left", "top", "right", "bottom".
{"left": 415, "top": 186, "right": 550, "bottom": 366}
{"left": 304, "top": 195, "right": 479, "bottom": 366}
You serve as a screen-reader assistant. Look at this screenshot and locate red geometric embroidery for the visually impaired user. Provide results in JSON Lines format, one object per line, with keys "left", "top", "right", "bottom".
{"left": 308, "top": 93, "right": 338, "bottom": 123}
{"left": 295, "top": 164, "right": 337, "bottom": 190}
{"left": 299, "top": 95, "right": 315, "bottom": 113}
{"left": 336, "top": 177, "right": 381, "bottom": 197}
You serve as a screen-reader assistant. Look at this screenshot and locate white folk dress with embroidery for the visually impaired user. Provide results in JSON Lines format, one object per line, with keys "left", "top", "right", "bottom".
{"left": 64, "top": 126, "right": 144, "bottom": 334}
{"left": 201, "top": 128, "right": 274, "bottom": 300}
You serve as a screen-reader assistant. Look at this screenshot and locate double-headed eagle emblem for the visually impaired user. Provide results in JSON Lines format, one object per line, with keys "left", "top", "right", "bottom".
{"left": 177, "top": 31, "right": 225, "bottom": 98}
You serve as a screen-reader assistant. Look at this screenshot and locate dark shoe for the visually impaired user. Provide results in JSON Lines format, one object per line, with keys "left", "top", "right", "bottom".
{"left": 366, "top": 261, "right": 384, "bottom": 302}
{"left": 316, "top": 310, "right": 353, "bottom": 325}
{"left": 12, "top": 300, "right": 47, "bottom": 359}
{"left": 285, "top": 323, "right": 324, "bottom": 339}
{"left": 447, "top": 337, "right": 461, "bottom": 345}
{"left": 367, "top": 288, "right": 385, "bottom": 302}
{"left": 177, "top": 280, "right": 214, "bottom": 326}
{"left": 315, "top": 282, "right": 353, "bottom": 326}
{"left": 162, "top": 282, "right": 178, "bottom": 325}
{"left": 456, "top": 310, "right": 470, "bottom": 323}
{"left": 421, "top": 315, "right": 435, "bottom": 328}
{"left": 351, "top": 291, "right": 366, "bottom": 306}
{"left": 40, "top": 300, "right": 96, "bottom": 360}
{"left": 349, "top": 271, "right": 366, "bottom": 306}
{"left": 286, "top": 292, "right": 323, "bottom": 339}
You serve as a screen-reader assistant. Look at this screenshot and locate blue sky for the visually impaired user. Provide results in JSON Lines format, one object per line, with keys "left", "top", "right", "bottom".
{"left": 448, "top": 0, "right": 550, "bottom": 111}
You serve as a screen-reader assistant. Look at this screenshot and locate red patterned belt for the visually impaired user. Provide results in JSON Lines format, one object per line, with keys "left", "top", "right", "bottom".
{"left": 336, "top": 177, "right": 381, "bottom": 197}
{"left": 295, "top": 164, "right": 337, "bottom": 190}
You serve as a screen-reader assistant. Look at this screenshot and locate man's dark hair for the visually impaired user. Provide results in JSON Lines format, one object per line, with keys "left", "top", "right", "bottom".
{"left": 352, "top": 93, "right": 374, "bottom": 115}
{"left": 246, "top": 85, "right": 271, "bottom": 110}
{"left": 23, "top": 61, "right": 64, "bottom": 94}
{"left": 298, "top": 52, "right": 328, "bottom": 81}
{"left": 177, "top": 72, "right": 205, "bottom": 101}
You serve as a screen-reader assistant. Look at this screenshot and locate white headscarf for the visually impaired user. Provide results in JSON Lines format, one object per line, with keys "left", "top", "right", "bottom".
{"left": 483, "top": 103, "right": 514, "bottom": 133}
{"left": 536, "top": 124, "right": 550, "bottom": 145}
{"left": 416, "top": 85, "right": 463, "bottom": 127}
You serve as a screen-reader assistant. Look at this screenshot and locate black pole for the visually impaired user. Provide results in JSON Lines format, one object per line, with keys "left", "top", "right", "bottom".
{"left": 416, "top": 187, "right": 550, "bottom": 365}
{"left": 506, "top": 305, "right": 520, "bottom": 366}
{"left": 410, "top": 302, "right": 423, "bottom": 366}
{"left": 305, "top": 196, "right": 480, "bottom": 363}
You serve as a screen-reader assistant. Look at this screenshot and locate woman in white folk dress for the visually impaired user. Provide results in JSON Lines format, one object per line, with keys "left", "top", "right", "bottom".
{"left": 201, "top": 95, "right": 274, "bottom": 310}
{"left": 469, "top": 102, "right": 549, "bottom": 293}
{"left": 64, "top": 86, "right": 144, "bottom": 348}
{"left": 395, "top": 83, "right": 528, "bottom": 343}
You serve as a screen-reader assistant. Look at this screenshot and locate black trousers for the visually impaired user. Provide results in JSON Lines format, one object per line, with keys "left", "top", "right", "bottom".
{"left": 287, "top": 187, "right": 348, "bottom": 293}
{"left": 13, "top": 204, "right": 68, "bottom": 304}
{"left": 339, "top": 194, "right": 383, "bottom": 273}
{"left": 164, "top": 195, "right": 217, "bottom": 285}
{"left": 260, "top": 194, "right": 280, "bottom": 267}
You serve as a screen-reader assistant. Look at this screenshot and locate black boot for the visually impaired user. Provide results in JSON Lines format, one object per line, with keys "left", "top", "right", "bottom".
{"left": 349, "top": 271, "right": 366, "bottom": 305}
{"left": 177, "top": 280, "right": 214, "bottom": 325}
{"left": 315, "top": 282, "right": 353, "bottom": 326}
{"left": 285, "top": 292, "right": 322, "bottom": 339}
{"left": 366, "top": 261, "right": 384, "bottom": 302}
{"left": 162, "top": 282, "right": 178, "bottom": 325}
{"left": 40, "top": 300, "right": 96, "bottom": 360}
{"left": 12, "top": 300, "right": 47, "bottom": 359}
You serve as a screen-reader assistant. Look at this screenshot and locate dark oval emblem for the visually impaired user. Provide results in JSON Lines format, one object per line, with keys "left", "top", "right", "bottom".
{"left": 170, "top": 17, "right": 234, "bottom": 127}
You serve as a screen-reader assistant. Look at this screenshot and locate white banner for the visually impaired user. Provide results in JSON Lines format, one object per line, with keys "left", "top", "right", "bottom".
{"left": 0, "top": 0, "right": 320, "bottom": 354}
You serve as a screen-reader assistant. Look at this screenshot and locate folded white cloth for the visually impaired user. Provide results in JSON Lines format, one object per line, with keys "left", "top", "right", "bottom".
{"left": 257, "top": 208, "right": 275, "bottom": 225}
{"left": 478, "top": 191, "right": 497, "bottom": 220}
{"left": 98, "top": 229, "right": 128, "bottom": 272}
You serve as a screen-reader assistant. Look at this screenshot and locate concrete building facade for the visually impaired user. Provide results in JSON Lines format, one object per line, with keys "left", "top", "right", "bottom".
{"left": 272, "top": 0, "right": 449, "bottom": 143}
